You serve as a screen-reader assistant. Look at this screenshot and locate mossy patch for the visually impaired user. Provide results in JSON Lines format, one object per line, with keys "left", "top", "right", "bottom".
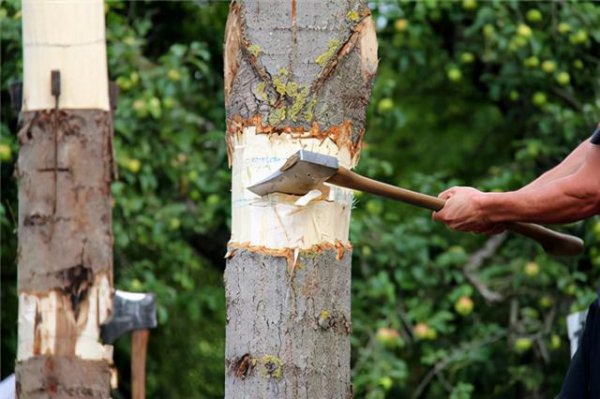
{"left": 255, "top": 81, "right": 267, "bottom": 100}
{"left": 346, "top": 9, "right": 360, "bottom": 21}
{"left": 247, "top": 44, "right": 261, "bottom": 57}
{"left": 304, "top": 95, "right": 318, "bottom": 121}
{"left": 288, "top": 87, "right": 309, "bottom": 121}
{"left": 260, "top": 355, "right": 283, "bottom": 379}
{"left": 268, "top": 107, "right": 286, "bottom": 125}
{"left": 315, "top": 39, "right": 341, "bottom": 67}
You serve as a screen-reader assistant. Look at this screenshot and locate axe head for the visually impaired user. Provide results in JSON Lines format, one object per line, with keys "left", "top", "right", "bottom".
{"left": 100, "top": 290, "right": 157, "bottom": 344}
{"left": 247, "top": 150, "right": 339, "bottom": 196}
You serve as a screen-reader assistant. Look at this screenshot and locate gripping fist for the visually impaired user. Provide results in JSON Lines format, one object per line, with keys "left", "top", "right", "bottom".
{"left": 432, "top": 186, "right": 505, "bottom": 235}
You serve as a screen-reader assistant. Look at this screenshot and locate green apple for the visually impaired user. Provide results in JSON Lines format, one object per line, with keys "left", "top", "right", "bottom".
{"left": 0, "top": 144, "right": 12, "bottom": 161}
{"left": 414, "top": 323, "right": 433, "bottom": 340}
{"left": 461, "top": 52, "right": 475, "bottom": 64}
{"left": 541, "top": 60, "right": 556, "bottom": 73}
{"left": 483, "top": 24, "right": 494, "bottom": 38}
{"left": 207, "top": 194, "right": 220, "bottom": 206}
{"left": 524, "top": 56, "right": 539, "bottom": 68}
{"left": 116, "top": 76, "right": 132, "bottom": 90}
{"left": 573, "top": 59, "right": 584, "bottom": 69}
{"left": 379, "top": 377, "right": 393, "bottom": 390}
{"left": 169, "top": 218, "right": 181, "bottom": 230}
{"left": 447, "top": 67, "right": 462, "bottom": 82}
{"left": 570, "top": 30, "right": 588, "bottom": 44}
{"left": 376, "top": 327, "right": 401, "bottom": 347}
{"left": 593, "top": 220, "right": 600, "bottom": 237}
{"left": 557, "top": 22, "right": 571, "bottom": 34}
{"left": 556, "top": 72, "right": 570, "bottom": 86}
{"left": 532, "top": 92, "right": 547, "bottom": 107}
{"left": 526, "top": 9, "right": 542, "bottom": 23}
{"left": 550, "top": 334, "right": 561, "bottom": 350}
{"left": 133, "top": 99, "right": 148, "bottom": 117}
{"left": 168, "top": 68, "right": 181, "bottom": 81}
{"left": 509, "top": 90, "right": 519, "bottom": 101}
{"left": 462, "top": 0, "right": 477, "bottom": 10}
{"left": 538, "top": 296, "right": 553, "bottom": 308}
{"left": 455, "top": 296, "right": 474, "bottom": 316}
{"left": 394, "top": 19, "right": 409, "bottom": 32}
{"left": 514, "top": 337, "right": 533, "bottom": 353}
{"left": 524, "top": 261, "right": 540, "bottom": 277}
{"left": 163, "top": 97, "right": 175, "bottom": 109}
{"left": 126, "top": 159, "right": 141, "bottom": 173}
{"left": 517, "top": 24, "right": 532, "bottom": 38}
{"left": 377, "top": 98, "right": 394, "bottom": 113}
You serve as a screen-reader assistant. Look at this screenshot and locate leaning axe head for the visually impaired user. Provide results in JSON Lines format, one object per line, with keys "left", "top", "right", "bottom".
{"left": 247, "top": 150, "right": 339, "bottom": 196}
{"left": 100, "top": 290, "right": 157, "bottom": 344}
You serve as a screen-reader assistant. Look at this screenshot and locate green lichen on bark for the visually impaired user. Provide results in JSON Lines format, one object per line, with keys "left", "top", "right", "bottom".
{"left": 288, "top": 87, "right": 309, "bottom": 121}
{"left": 304, "top": 95, "right": 318, "bottom": 121}
{"left": 247, "top": 44, "right": 261, "bottom": 57}
{"left": 255, "top": 82, "right": 267, "bottom": 100}
{"left": 315, "top": 39, "right": 341, "bottom": 67}
{"left": 268, "top": 107, "right": 286, "bottom": 125}
{"left": 260, "top": 355, "right": 283, "bottom": 379}
{"left": 273, "top": 76, "right": 287, "bottom": 96}
{"left": 346, "top": 10, "right": 359, "bottom": 21}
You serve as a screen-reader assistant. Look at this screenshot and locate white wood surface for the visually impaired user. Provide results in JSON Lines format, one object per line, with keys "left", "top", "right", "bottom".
{"left": 22, "top": 0, "right": 109, "bottom": 110}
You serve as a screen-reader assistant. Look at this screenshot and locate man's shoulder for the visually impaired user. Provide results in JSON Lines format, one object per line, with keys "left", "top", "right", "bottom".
{"left": 592, "top": 125, "right": 600, "bottom": 145}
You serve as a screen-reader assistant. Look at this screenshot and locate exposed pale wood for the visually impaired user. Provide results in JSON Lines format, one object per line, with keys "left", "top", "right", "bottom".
{"left": 22, "top": 0, "right": 109, "bottom": 110}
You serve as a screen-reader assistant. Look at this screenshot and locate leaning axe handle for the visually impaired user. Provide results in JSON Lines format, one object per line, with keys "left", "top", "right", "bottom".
{"left": 132, "top": 329, "right": 150, "bottom": 399}
{"left": 328, "top": 167, "right": 584, "bottom": 256}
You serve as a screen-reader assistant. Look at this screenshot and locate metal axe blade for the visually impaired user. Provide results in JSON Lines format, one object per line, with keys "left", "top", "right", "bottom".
{"left": 101, "top": 290, "right": 157, "bottom": 344}
{"left": 246, "top": 150, "right": 339, "bottom": 196}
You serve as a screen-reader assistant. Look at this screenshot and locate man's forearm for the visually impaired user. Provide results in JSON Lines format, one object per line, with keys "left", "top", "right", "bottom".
{"left": 481, "top": 152, "right": 600, "bottom": 224}
{"left": 518, "top": 140, "right": 590, "bottom": 192}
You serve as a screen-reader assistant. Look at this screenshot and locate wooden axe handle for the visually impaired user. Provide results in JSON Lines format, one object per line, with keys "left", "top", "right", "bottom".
{"left": 328, "top": 167, "right": 584, "bottom": 256}
{"left": 132, "top": 329, "right": 150, "bottom": 399}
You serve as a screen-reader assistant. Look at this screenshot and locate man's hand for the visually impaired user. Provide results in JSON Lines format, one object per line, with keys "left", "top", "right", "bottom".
{"left": 432, "top": 186, "right": 505, "bottom": 235}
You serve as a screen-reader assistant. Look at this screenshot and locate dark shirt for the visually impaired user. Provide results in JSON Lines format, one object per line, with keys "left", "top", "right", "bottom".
{"left": 591, "top": 126, "right": 600, "bottom": 145}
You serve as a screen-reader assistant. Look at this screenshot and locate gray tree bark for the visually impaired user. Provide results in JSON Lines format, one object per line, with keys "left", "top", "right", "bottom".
{"left": 224, "top": 1, "right": 377, "bottom": 397}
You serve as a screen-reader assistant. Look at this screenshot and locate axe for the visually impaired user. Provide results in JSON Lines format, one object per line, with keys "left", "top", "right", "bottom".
{"left": 101, "top": 290, "right": 157, "bottom": 399}
{"left": 247, "top": 149, "right": 584, "bottom": 256}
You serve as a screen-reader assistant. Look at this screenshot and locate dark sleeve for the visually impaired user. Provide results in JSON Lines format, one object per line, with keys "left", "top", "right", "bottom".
{"left": 592, "top": 126, "right": 600, "bottom": 145}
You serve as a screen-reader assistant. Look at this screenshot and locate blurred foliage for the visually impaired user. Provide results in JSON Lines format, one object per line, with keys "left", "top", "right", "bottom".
{"left": 1, "top": 1, "right": 600, "bottom": 398}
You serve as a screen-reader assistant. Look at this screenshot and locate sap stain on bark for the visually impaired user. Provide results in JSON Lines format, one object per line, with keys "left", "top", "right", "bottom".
{"left": 58, "top": 264, "right": 93, "bottom": 320}
{"left": 232, "top": 353, "right": 256, "bottom": 380}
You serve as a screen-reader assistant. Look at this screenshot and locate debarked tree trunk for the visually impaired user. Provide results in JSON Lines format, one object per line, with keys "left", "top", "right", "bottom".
{"left": 223, "top": 1, "right": 378, "bottom": 397}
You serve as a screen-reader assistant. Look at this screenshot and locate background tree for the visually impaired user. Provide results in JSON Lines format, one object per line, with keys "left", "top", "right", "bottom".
{"left": 2, "top": 1, "right": 599, "bottom": 398}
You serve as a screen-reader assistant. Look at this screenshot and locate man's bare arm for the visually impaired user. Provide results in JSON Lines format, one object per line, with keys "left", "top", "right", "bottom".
{"left": 481, "top": 143, "right": 600, "bottom": 224}
{"left": 518, "top": 140, "right": 591, "bottom": 192}
{"left": 433, "top": 141, "right": 600, "bottom": 231}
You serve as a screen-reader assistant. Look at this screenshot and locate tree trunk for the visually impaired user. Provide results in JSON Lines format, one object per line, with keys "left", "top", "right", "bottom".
{"left": 224, "top": 1, "right": 377, "bottom": 397}
{"left": 15, "top": 1, "right": 114, "bottom": 397}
